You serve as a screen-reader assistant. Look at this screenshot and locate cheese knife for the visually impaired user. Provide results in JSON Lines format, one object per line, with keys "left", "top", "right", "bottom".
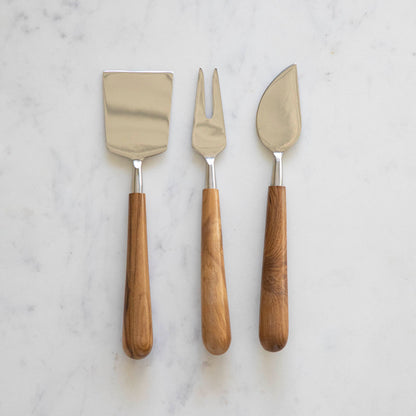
{"left": 256, "top": 65, "right": 301, "bottom": 352}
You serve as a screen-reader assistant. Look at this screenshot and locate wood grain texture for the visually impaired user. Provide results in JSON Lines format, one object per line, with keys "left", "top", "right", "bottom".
{"left": 259, "top": 186, "right": 288, "bottom": 352}
{"left": 122, "top": 193, "right": 153, "bottom": 359}
{"left": 201, "top": 189, "right": 231, "bottom": 355}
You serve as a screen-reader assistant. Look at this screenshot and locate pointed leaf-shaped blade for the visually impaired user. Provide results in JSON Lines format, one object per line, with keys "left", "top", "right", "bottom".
{"left": 256, "top": 65, "right": 301, "bottom": 153}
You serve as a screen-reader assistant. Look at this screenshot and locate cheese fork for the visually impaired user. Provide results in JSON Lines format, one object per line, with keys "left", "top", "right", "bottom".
{"left": 192, "top": 69, "right": 231, "bottom": 355}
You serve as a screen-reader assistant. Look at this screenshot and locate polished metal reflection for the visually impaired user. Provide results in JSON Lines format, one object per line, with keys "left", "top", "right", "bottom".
{"left": 132, "top": 160, "right": 143, "bottom": 193}
{"left": 205, "top": 157, "right": 216, "bottom": 189}
{"left": 103, "top": 71, "right": 173, "bottom": 191}
{"left": 273, "top": 152, "right": 283, "bottom": 186}
{"left": 192, "top": 69, "right": 226, "bottom": 189}
{"left": 256, "top": 65, "right": 301, "bottom": 185}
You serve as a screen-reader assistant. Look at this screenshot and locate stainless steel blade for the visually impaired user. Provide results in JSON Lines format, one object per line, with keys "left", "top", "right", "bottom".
{"left": 256, "top": 65, "right": 301, "bottom": 154}
{"left": 103, "top": 71, "right": 173, "bottom": 161}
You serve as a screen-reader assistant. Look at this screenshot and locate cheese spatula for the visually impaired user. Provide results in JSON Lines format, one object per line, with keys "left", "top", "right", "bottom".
{"left": 103, "top": 71, "right": 173, "bottom": 359}
{"left": 256, "top": 65, "right": 301, "bottom": 352}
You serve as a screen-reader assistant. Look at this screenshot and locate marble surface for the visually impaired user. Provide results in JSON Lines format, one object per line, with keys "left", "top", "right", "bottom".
{"left": 1, "top": 0, "right": 416, "bottom": 414}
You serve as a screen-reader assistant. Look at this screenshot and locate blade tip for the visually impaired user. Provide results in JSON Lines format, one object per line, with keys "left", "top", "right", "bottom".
{"left": 289, "top": 64, "right": 298, "bottom": 73}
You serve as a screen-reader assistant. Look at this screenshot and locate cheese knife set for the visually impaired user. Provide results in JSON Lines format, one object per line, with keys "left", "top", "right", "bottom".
{"left": 103, "top": 65, "right": 301, "bottom": 359}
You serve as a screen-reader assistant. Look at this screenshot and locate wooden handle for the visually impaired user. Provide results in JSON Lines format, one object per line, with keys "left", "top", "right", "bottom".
{"left": 201, "top": 189, "right": 231, "bottom": 355}
{"left": 122, "top": 193, "right": 153, "bottom": 359}
{"left": 259, "top": 186, "right": 288, "bottom": 352}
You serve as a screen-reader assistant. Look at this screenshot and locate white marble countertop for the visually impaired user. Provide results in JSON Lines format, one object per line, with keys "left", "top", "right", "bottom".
{"left": 1, "top": 0, "right": 416, "bottom": 414}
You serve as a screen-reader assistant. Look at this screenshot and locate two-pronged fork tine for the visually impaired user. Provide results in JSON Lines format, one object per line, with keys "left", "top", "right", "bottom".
{"left": 211, "top": 69, "right": 225, "bottom": 128}
{"left": 194, "top": 69, "right": 206, "bottom": 121}
{"left": 194, "top": 69, "right": 225, "bottom": 131}
{"left": 192, "top": 69, "right": 231, "bottom": 355}
{"left": 192, "top": 69, "right": 226, "bottom": 188}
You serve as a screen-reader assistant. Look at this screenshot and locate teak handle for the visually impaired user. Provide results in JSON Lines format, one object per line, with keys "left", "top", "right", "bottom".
{"left": 201, "top": 189, "right": 231, "bottom": 355}
{"left": 259, "top": 186, "right": 288, "bottom": 352}
{"left": 122, "top": 193, "right": 153, "bottom": 359}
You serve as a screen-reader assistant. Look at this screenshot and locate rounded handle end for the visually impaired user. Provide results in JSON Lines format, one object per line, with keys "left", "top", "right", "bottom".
{"left": 123, "top": 330, "right": 153, "bottom": 359}
{"left": 203, "top": 328, "right": 231, "bottom": 355}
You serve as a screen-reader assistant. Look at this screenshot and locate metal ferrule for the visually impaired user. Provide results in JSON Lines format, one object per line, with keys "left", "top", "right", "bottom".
{"left": 205, "top": 157, "right": 216, "bottom": 189}
{"left": 273, "top": 152, "right": 283, "bottom": 186}
{"left": 132, "top": 159, "right": 143, "bottom": 193}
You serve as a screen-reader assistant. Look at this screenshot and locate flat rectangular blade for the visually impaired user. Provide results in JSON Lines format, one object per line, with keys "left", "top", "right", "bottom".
{"left": 103, "top": 72, "right": 173, "bottom": 160}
